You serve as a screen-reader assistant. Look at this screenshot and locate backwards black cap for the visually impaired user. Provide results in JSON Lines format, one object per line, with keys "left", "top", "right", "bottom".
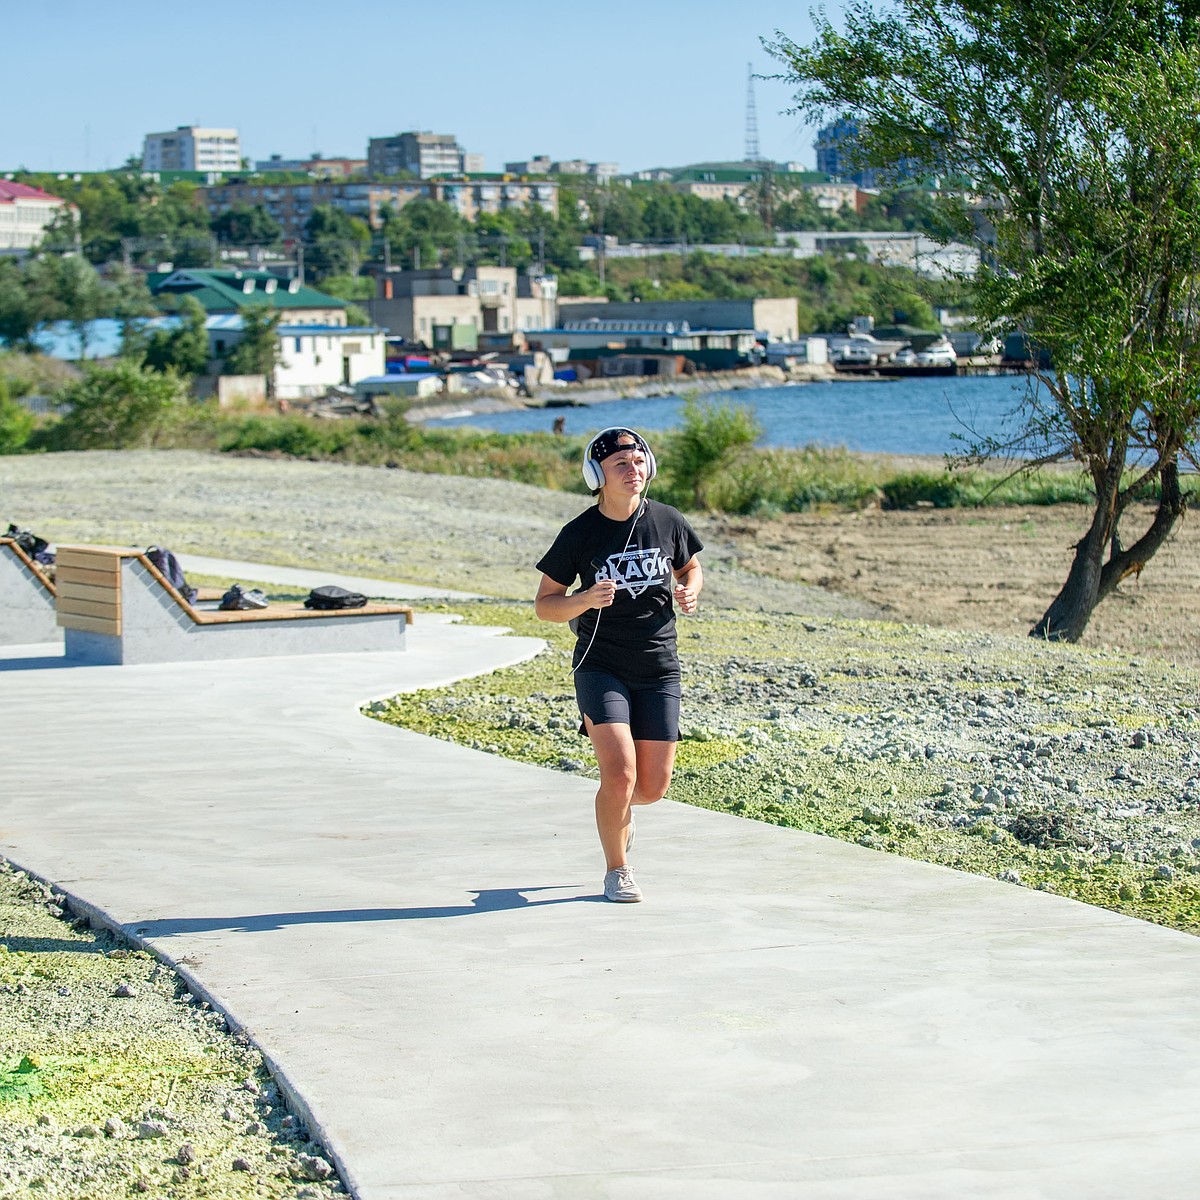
{"left": 588, "top": 428, "right": 648, "bottom": 465}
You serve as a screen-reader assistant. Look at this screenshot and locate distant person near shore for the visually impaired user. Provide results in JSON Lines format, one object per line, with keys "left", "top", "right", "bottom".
{"left": 534, "top": 428, "right": 703, "bottom": 903}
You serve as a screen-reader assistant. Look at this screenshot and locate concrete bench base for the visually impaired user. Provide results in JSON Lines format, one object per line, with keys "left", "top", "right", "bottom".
{"left": 0, "top": 538, "right": 59, "bottom": 646}
{"left": 58, "top": 548, "right": 411, "bottom": 666}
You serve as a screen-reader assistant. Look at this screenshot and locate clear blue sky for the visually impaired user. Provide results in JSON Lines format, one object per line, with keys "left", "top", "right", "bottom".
{"left": 4, "top": 0, "right": 827, "bottom": 174}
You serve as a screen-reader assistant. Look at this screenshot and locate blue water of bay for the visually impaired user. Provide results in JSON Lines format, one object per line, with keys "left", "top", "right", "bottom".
{"left": 426, "top": 374, "right": 1035, "bottom": 457}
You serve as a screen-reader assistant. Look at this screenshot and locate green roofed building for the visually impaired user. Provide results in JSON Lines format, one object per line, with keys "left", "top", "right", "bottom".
{"left": 147, "top": 269, "right": 349, "bottom": 325}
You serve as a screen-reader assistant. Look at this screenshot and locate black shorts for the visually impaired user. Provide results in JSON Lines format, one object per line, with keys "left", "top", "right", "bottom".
{"left": 573, "top": 669, "right": 681, "bottom": 742}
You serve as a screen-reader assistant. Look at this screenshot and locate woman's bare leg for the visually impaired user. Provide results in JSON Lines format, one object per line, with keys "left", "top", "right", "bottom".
{"left": 632, "top": 739, "right": 677, "bottom": 805}
{"left": 584, "top": 718, "right": 637, "bottom": 871}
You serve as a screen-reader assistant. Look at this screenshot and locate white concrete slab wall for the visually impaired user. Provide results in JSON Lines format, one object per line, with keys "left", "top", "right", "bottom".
{"left": 0, "top": 542, "right": 59, "bottom": 645}
{"left": 64, "top": 557, "right": 407, "bottom": 666}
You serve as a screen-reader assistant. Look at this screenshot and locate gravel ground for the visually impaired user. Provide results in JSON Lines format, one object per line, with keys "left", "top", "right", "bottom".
{"left": 0, "top": 863, "right": 344, "bottom": 1199}
{"left": 2, "top": 448, "right": 1198, "bottom": 1196}
{"left": 372, "top": 600, "right": 1200, "bottom": 933}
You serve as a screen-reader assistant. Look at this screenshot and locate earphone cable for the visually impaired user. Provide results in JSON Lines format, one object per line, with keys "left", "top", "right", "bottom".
{"left": 571, "top": 496, "right": 645, "bottom": 675}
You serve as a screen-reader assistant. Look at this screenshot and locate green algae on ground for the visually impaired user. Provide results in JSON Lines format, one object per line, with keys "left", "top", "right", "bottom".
{"left": 366, "top": 600, "right": 1200, "bottom": 936}
{"left": 0, "top": 863, "right": 346, "bottom": 1199}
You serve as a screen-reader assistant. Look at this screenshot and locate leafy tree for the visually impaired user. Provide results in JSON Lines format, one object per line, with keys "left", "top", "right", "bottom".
{"left": 0, "top": 375, "right": 35, "bottom": 453}
{"left": 555, "top": 267, "right": 607, "bottom": 297}
{"left": 40, "top": 256, "right": 105, "bottom": 358}
{"left": 212, "top": 204, "right": 283, "bottom": 246}
{"left": 304, "top": 205, "right": 371, "bottom": 279}
{"left": 0, "top": 260, "right": 37, "bottom": 347}
{"left": 42, "top": 360, "right": 186, "bottom": 450}
{"left": 19, "top": 172, "right": 214, "bottom": 266}
{"left": 318, "top": 274, "right": 375, "bottom": 302}
{"left": 104, "top": 263, "right": 158, "bottom": 323}
{"left": 379, "top": 198, "right": 470, "bottom": 269}
{"left": 133, "top": 295, "right": 211, "bottom": 377}
{"left": 770, "top": 2, "right": 1200, "bottom": 641}
{"left": 223, "top": 307, "right": 281, "bottom": 394}
{"left": 663, "top": 395, "right": 764, "bottom": 509}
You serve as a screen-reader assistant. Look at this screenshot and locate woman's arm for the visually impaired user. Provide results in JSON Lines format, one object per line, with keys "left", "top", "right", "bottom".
{"left": 672, "top": 556, "right": 703, "bottom": 615}
{"left": 534, "top": 573, "right": 618, "bottom": 623}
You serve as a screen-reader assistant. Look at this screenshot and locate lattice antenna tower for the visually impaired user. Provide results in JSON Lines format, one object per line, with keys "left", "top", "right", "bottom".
{"left": 744, "top": 62, "right": 761, "bottom": 162}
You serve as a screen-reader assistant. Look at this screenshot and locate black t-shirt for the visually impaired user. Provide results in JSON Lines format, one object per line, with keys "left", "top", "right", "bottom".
{"left": 537, "top": 498, "right": 703, "bottom": 680}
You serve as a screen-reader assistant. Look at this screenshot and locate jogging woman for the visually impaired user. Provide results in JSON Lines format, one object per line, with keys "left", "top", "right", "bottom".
{"left": 534, "top": 428, "right": 703, "bottom": 902}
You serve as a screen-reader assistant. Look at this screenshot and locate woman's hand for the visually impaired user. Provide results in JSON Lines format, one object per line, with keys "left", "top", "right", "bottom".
{"left": 587, "top": 578, "right": 618, "bottom": 609}
{"left": 673, "top": 581, "right": 698, "bottom": 614}
{"left": 673, "top": 556, "right": 703, "bottom": 615}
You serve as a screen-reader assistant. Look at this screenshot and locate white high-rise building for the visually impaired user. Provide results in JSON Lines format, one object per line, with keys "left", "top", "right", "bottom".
{"left": 143, "top": 126, "right": 242, "bottom": 173}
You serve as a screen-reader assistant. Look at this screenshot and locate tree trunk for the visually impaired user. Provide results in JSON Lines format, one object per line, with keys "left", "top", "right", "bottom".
{"left": 1028, "top": 502, "right": 1111, "bottom": 643}
{"left": 1031, "top": 455, "right": 1186, "bottom": 643}
{"left": 1095, "top": 458, "right": 1186, "bottom": 603}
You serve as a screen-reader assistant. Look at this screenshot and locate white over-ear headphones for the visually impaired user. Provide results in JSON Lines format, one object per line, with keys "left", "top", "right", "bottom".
{"left": 581, "top": 428, "right": 657, "bottom": 491}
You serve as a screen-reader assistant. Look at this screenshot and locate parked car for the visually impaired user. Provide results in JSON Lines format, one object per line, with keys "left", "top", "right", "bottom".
{"left": 840, "top": 342, "right": 878, "bottom": 365}
{"left": 914, "top": 340, "right": 957, "bottom": 366}
{"left": 892, "top": 347, "right": 917, "bottom": 366}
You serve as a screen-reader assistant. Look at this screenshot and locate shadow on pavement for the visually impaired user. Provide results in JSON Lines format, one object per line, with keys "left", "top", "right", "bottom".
{"left": 132, "top": 887, "right": 605, "bottom": 936}
{"left": 0, "top": 654, "right": 88, "bottom": 672}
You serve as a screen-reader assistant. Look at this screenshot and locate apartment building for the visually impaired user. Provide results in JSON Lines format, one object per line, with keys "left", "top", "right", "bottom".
{"left": 504, "top": 156, "right": 619, "bottom": 179}
{"left": 815, "top": 119, "right": 925, "bottom": 188}
{"left": 255, "top": 156, "right": 368, "bottom": 178}
{"left": 0, "top": 181, "right": 75, "bottom": 253}
{"left": 367, "top": 132, "right": 465, "bottom": 179}
{"left": 556, "top": 298, "right": 799, "bottom": 343}
{"left": 199, "top": 178, "right": 560, "bottom": 240}
{"left": 143, "top": 126, "right": 242, "bottom": 173}
{"left": 437, "top": 179, "right": 559, "bottom": 221}
{"left": 199, "top": 181, "right": 432, "bottom": 242}
{"left": 366, "top": 265, "right": 557, "bottom": 345}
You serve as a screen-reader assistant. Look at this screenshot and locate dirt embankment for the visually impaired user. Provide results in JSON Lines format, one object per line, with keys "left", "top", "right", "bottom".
{"left": 713, "top": 501, "right": 1200, "bottom": 667}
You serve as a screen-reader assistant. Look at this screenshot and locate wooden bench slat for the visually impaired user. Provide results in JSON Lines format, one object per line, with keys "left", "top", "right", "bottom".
{"left": 57, "top": 563, "right": 121, "bottom": 586}
{"left": 193, "top": 603, "right": 414, "bottom": 626}
{"left": 58, "top": 596, "right": 121, "bottom": 621}
{"left": 56, "top": 547, "right": 132, "bottom": 569}
{"left": 1, "top": 539, "right": 58, "bottom": 595}
{"left": 58, "top": 611, "right": 121, "bottom": 636}
{"left": 58, "top": 579, "right": 121, "bottom": 604}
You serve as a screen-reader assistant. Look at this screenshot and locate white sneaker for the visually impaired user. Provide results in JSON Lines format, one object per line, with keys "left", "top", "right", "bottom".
{"left": 626, "top": 811, "right": 636, "bottom": 852}
{"left": 604, "top": 866, "right": 642, "bottom": 903}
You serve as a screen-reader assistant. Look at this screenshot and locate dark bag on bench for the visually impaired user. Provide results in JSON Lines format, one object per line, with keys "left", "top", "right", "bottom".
{"left": 6, "top": 523, "right": 54, "bottom": 565}
{"left": 304, "top": 584, "right": 368, "bottom": 610}
{"left": 145, "top": 545, "right": 198, "bottom": 604}
{"left": 219, "top": 583, "right": 269, "bottom": 611}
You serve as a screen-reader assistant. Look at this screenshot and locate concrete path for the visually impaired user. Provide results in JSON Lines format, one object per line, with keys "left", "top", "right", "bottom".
{"left": 3, "top": 599, "right": 1200, "bottom": 1197}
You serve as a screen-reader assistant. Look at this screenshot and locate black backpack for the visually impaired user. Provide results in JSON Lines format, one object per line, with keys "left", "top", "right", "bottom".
{"left": 145, "top": 545, "right": 198, "bottom": 604}
{"left": 219, "top": 583, "right": 269, "bottom": 611}
{"left": 6, "top": 523, "right": 53, "bottom": 565}
{"left": 304, "top": 584, "right": 368, "bottom": 610}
